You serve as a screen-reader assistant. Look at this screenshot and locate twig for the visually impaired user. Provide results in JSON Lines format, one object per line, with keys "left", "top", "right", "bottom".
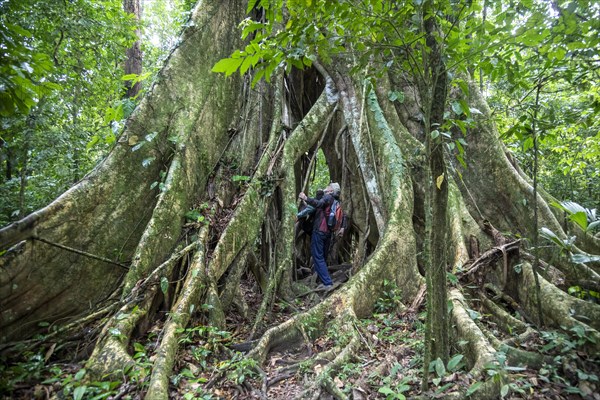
{"left": 33, "top": 236, "right": 129, "bottom": 269}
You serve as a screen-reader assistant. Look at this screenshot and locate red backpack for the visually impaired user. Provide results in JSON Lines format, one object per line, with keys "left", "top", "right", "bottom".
{"left": 327, "top": 200, "right": 344, "bottom": 233}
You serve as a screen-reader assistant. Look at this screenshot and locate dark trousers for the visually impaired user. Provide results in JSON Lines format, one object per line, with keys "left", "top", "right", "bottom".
{"left": 311, "top": 231, "right": 332, "bottom": 286}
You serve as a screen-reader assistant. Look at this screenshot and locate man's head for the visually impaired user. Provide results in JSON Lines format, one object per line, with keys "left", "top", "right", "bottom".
{"left": 327, "top": 182, "right": 341, "bottom": 196}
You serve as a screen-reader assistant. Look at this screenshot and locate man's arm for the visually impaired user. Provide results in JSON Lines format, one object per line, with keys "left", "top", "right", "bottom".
{"left": 305, "top": 194, "right": 333, "bottom": 209}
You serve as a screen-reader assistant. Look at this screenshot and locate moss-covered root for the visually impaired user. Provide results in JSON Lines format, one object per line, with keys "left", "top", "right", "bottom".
{"left": 304, "top": 313, "right": 360, "bottom": 400}
{"left": 145, "top": 228, "right": 208, "bottom": 400}
{"left": 518, "top": 262, "right": 600, "bottom": 351}
{"left": 85, "top": 242, "right": 198, "bottom": 378}
{"left": 478, "top": 291, "right": 530, "bottom": 335}
{"left": 86, "top": 285, "right": 158, "bottom": 378}
{"left": 449, "top": 289, "right": 499, "bottom": 379}
{"left": 447, "top": 289, "right": 508, "bottom": 400}
{"left": 122, "top": 153, "right": 188, "bottom": 294}
{"left": 248, "top": 300, "right": 329, "bottom": 364}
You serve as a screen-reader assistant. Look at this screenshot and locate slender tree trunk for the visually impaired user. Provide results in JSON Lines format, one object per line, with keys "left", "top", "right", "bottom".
{"left": 71, "top": 88, "right": 80, "bottom": 184}
{"left": 422, "top": 1, "right": 450, "bottom": 388}
{"left": 17, "top": 143, "right": 28, "bottom": 219}
{"left": 123, "top": 0, "right": 142, "bottom": 98}
{"left": 1, "top": 139, "right": 12, "bottom": 180}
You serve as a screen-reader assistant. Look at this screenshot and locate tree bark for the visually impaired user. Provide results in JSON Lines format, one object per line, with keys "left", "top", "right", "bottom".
{"left": 123, "top": 0, "right": 142, "bottom": 98}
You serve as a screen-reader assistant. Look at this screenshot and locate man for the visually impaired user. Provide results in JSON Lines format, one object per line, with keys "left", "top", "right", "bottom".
{"left": 298, "top": 183, "right": 341, "bottom": 288}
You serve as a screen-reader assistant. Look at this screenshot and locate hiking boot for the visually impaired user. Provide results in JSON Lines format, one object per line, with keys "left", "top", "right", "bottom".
{"left": 315, "top": 283, "right": 333, "bottom": 291}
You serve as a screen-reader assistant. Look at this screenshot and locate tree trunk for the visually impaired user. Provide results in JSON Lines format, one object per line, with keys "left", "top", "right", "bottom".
{"left": 1, "top": 1, "right": 599, "bottom": 398}
{"left": 123, "top": 0, "right": 142, "bottom": 98}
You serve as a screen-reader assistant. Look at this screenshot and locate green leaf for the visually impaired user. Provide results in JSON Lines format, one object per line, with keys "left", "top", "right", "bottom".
{"left": 232, "top": 175, "right": 250, "bottom": 182}
{"left": 73, "top": 386, "right": 87, "bottom": 400}
{"left": 456, "top": 79, "right": 469, "bottom": 97}
{"left": 246, "top": 0, "right": 260, "bottom": 14}
{"left": 388, "top": 90, "right": 405, "bottom": 103}
{"left": 451, "top": 101, "right": 463, "bottom": 115}
{"left": 501, "top": 384, "right": 509, "bottom": 398}
{"left": 434, "top": 358, "right": 446, "bottom": 377}
{"left": 6, "top": 23, "right": 33, "bottom": 38}
{"left": 466, "top": 381, "right": 483, "bottom": 396}
{"left": 121, "top": 73, "right": 139, "bottom": 81}
{"left": 109, "top": 328, "right": 121, "bottom": 337}
{"left": 446, "top": 272, "right": 458, "bottom": 285}
{"left": 212, "top": 57, "right": 244, "bottom": 77}
{"left": 75, "top": 369, "right": 87, "bottom": 381}
{"left": 378, "top": 386, "right": 394, "bottom": 395}
{"left": 447, "top": 354, "right": 464, "bottom": 371}
{"left": 431, "top": 130, "right": 440, "bottom": 139}
{"left": 569, "top": 212, "right": 588, "bottom": 230}
{"left": 160, "top": 277, "right": 169, "bottom": 294}
{"left": 142, "top": 157, "right": 155, "bottom": 168}
{"left": 588, "top": 220, "right": 600, "bottom": 232}
{"left": 539, "top": 227, "right": 567, "bottom": 249}
{"left": 134, "top": 342, "right": 145, "bottom": 352}
{"left": 571, "top": 254, "right": 600, "bottom": 264}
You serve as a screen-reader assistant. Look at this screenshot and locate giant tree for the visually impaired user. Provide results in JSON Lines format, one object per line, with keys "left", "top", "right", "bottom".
{"left": 1, "top": 0, "right": 599, "bottom": 399}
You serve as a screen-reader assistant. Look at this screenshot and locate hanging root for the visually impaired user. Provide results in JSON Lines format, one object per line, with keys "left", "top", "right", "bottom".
{"left": 249, "top": 74, "right": 339, "bottom": 336}
{"left": 145, "top": 228, "right": 208, "bottom": 400}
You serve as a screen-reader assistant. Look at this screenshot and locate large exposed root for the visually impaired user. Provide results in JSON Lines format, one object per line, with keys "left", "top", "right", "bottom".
{"left": 449, "top": 289, "right": 504, "bottom": 399}
{"left": 0, "top": 0, "right": 246, "bottom": 342}
{"left": 85, "top": 241, "right": 199, "bottom": 377}
{"left": 145, "top": 228, "right": 208, "bottom": 400}
{"left": 518, "top": 262, "right": 600, "bottom": 350}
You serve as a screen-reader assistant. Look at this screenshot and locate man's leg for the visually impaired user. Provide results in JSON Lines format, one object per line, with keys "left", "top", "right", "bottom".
{"left": 311, "top": 231, "right": 333, "bottom": 286}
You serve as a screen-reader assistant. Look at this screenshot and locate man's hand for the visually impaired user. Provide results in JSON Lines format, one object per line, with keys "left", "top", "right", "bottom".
{"left": 336, "top": 228, "right": 345, "bottom": 237}
{"left": 299, "top": 192, "right": 307, "bottom": 201}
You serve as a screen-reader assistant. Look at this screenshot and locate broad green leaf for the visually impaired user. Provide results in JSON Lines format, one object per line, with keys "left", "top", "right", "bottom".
{"left": 212, "top": 57, "right": 244, "bottom": 77}
{"left": 451, "top": 101, "right": 463, "bottom": 115}
{"left": 73, "top": 386, "right": 87, "bottom": 400}
{"left": 75, "top": 369, "right": 86, "bottom": 380}
{"left": 434, "top": 357, "right": 446, "bottom": 377}
{"left": 569, "top": 212, "right": 588, "bottom": 230}
{"left": 161, "top": 277, "right": 169, "bottom": 294}
{"left": 588, "top": 221, "right": 600, "bottom": 232}
{"left": 447, "top": 354, "right": 464, "bottom": 371}
{"left": 466, "top": 381, "right": 483, "bottom": 396}
{"left": 378, "top": 386, "right": 394, "bottom": 395}
{"left": 246, "top": 0, "right": 260, "bottom": 14}
{"left": 121, "top": 73, "right": 139, "bottom": 81}
{"left": 501, "top": 384, "right": 509, "bottom": 398}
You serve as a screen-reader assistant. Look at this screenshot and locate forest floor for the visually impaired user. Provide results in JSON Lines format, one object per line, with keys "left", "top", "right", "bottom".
{"left": 1, "top": 271, "right": 599, "bottom": 399}
{"left": 167, "top": 274, "right": 599, "bottom": 400}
